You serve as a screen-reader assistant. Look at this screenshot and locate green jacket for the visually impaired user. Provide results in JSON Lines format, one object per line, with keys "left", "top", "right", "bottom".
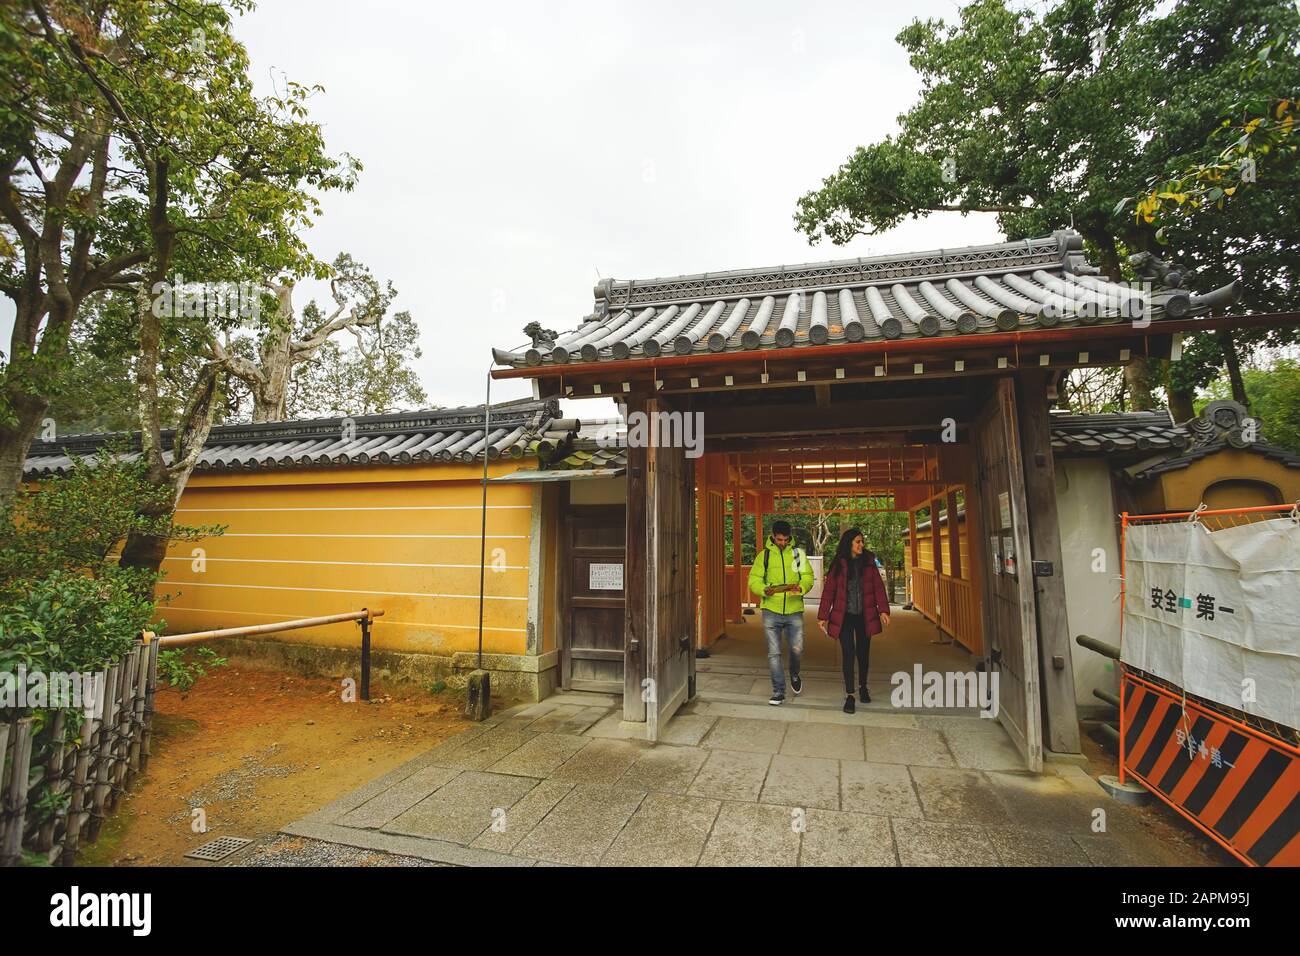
{"left": 747, "top": 537, "right": 815, "bottom": 614}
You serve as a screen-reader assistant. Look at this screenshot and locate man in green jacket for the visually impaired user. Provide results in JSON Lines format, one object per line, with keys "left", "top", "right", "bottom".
{"left": 747, "top": 520, "right": 815, "bottom": 705}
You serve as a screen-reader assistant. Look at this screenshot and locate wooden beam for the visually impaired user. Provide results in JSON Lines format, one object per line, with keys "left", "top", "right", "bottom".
{"left": 622, "top": 393, "right": 649, "bottom": 721}
{"left": 1016, "top": 369, "right": 1081, "bottom": 755}
{"left": 731, "top": 485, "right": 744, "bottom": 623}
{"left": 701, "top": 397, "right": 973, "bottom": 438}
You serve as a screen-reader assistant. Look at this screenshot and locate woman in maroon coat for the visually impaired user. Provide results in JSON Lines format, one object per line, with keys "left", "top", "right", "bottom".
{"left": 817, "top": 528, "right": 891, "bottom": 714}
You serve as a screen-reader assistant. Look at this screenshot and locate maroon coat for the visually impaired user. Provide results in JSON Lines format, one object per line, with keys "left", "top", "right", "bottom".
{"left": 818, "top": 552, "right": 891, "bottom": 639}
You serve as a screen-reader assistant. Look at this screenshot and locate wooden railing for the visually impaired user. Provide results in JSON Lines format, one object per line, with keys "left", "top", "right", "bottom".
{"left": 938, "top": 574, "right": 981, "bottom": 654}
{"left": 908, "top": 568, "right": 982, "bottom": 654}
{"left": 911, "top": 569, "right": 937, "bottom": 620}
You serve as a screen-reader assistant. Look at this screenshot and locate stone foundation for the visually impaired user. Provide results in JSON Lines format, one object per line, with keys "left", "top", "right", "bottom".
{"left": 200, "top": 637, "right": 559, "bottom": 703}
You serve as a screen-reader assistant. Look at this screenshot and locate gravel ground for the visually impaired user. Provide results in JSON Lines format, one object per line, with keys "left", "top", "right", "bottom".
{"left": 229, "top": 834, "right": 447, "bottom": 867}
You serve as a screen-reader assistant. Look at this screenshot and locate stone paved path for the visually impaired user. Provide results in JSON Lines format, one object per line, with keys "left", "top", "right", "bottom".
{"left": 281, "top": 690, "right": 1221, "bottom": 867}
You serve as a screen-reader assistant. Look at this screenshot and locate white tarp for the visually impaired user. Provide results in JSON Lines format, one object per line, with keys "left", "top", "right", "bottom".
{"left": 1122, "top": 516, "right": 1300, "bottom": 730}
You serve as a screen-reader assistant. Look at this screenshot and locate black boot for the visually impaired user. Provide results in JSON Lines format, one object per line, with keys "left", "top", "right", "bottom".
{"left": 859, "top": 685, "right": 871, "bottom": 704}
{"left": 843, "top": 694, "right": 855, "bottom": 714}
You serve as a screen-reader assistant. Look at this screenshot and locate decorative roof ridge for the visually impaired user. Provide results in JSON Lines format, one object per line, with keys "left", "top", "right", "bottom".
{"left": 592, "top": 230, "right": 1084, "bottom": 313}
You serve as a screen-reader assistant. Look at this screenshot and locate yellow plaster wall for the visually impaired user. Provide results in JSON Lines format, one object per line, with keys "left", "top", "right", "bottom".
{"left": 158, "top": 460, "right": 538, "bottom": 657}
{"left": 1131, "top": 451, "right": 1300, "bottom": 514}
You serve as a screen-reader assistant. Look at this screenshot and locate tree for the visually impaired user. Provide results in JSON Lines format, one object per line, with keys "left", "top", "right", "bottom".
{"left": 1200, "top": 357, "right": 1300, "bottom": 453}
{"left": 220, "top": 253, "right": 426, "bottom": 421}
{"left": 0, "top": 3, "right": 150, "bottom": 501}
{"left": 794, "top": 0, "right": 1300, "bottom": 411}
{"left": 15, "top": 0, "right": 357, "bottom": 572}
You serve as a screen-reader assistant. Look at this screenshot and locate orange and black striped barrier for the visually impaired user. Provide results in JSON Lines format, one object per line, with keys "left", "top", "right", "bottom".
{"left": 1121, "top": 667, "right": 1299, "bottom": 866}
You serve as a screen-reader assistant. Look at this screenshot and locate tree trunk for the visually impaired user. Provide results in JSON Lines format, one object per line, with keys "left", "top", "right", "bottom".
{"left": 0, "top": 402, "right": 47, "bottom": 507}
{"left": 1085, "top": 230, "right": 1160, "bottom": 412}
{"left": 1218, "top": 330, "right": 1248, "bottom": 408}
{"left": 1167, "top": 386, "right": 1196, "bottom": 424}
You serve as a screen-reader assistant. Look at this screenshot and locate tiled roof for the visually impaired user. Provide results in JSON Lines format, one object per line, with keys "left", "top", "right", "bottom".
{"left": 1124, "top": 400, "right": 1300, "bottom": 480}
{"left": 492, "top": 230, "right": 1243, "bottom": 369}
{"left": 545, "top": 420, "right": 627, "bottom": 472}
{"left": 23, "top": 399, "right": 578, "bottom": 478}
{"left": 1049, "top": 410, "right": 1189, "bottom": 457}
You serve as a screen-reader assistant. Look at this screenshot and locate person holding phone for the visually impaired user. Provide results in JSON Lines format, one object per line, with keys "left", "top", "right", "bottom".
{"left": 817, "top": 528, "right": 891, "bottom": 714}
{"left": 747, "top": 520, "right": 815, "bottom": 705}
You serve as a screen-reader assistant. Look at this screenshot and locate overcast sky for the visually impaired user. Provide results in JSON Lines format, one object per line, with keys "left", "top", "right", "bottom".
{"left": 4, "top": 1, "right": 1014, "bottom": 419}
{"left": 235, "top": 0, "right": 1007, "bottom": 413}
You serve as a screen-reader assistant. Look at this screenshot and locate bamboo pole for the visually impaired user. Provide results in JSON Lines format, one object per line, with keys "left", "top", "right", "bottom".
{"left": 1, "top": 717, "right": 35, "bottom": 867}
{"left": 61, "top": 706, "right": 96, "bottom": 866}
{"left": 140, "top": 640, "right": 160, "bottom": 774}
{"left": 158, "top": 609, "right": 384, "bottom": 646}
{"left": 0, "top": 720, "right": 10, "bottom": 862}
{"left": 35, "top": 710, "right": 66, "bottom": 852}
{"left": 86, "top": 663, "right": 120, "bottom": 843}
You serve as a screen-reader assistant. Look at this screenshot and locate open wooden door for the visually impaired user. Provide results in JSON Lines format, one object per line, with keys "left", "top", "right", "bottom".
{"left": 971, "top": 378, "right": 1043, "bottom": 771}
{"left": 634, "top": 395, "right": 696, "bottom": 738}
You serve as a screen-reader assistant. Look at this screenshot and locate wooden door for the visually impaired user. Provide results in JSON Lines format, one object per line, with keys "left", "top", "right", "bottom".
{"left": 971, "top": 378, "right": 1043, "bottom": 771}
{"left": 645, "top": 402, "right": 697, "bottom": 740}
{"left": 562, "top": 505, "right": 626, "bottom": 694}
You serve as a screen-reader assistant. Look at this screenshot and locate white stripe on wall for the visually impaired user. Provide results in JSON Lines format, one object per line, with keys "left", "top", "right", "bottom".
{"left": 163, "top": 557, "right": 528, "bottom": 570}
{"left": 162, "top": 606, "right": 526, "bottom": 633}
{"left": 167, "top": 580, "right": 529, "bottom": 600}
{"left": 214, "top": 533, "right": 530, "bottom": 539}
{"left": 176, "top": 505, "right": 532, "bottom": 513}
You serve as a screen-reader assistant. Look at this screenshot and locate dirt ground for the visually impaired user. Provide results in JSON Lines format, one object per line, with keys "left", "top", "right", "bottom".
{"left": 79, "top": 659, "right": 480, "bottom": 866}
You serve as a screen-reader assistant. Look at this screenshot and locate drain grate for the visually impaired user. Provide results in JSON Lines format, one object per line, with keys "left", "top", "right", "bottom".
{"left": 185, "top": 836, "right": 253, "bottom": 862}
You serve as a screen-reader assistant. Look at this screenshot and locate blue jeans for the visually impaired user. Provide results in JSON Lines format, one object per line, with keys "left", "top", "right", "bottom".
{"left": 762, "top": 610, "right": 803, "bottom": 696}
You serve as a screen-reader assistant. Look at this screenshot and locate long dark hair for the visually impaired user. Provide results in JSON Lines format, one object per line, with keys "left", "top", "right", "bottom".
{"left": 831, "top": 527, "right": 872, "bottom": 574}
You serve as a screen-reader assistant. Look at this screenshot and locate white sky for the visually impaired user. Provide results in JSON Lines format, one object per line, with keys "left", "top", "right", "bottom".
{"left": 236, "top": 0, "right": 1006, "bottom": 414}
{"left": 4, "top": 0, "right": 1015, "bottom": 418}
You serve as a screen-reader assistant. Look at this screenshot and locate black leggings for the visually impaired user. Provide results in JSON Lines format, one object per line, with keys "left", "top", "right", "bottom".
{"left": 839, "top": 613, "right": 871, "bottom": 694}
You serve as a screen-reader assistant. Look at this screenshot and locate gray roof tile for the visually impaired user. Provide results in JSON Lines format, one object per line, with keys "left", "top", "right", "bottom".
{"left": 23, "top": 399, "right": 573, "bottom": 478}
{"left": 492, "top": 230, "right": 1244, "bottom": 369}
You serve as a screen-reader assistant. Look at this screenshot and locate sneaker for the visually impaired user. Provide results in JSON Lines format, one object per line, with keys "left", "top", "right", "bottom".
{"left": 769, "top": 692, "right": 785, "bottom": 706}
{"left": 791, "top": 675, "right": 802, "bottom": 695}
{"left": 859, "top": 685, "right": 871, "bottom": 704}
{"left": 843, "top": 694, "right": 856, "bottom": 714}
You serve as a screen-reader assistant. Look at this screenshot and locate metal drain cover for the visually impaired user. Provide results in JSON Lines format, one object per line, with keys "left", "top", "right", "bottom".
{"left": 185, "top": 836, "right": 253, "bottom": 862}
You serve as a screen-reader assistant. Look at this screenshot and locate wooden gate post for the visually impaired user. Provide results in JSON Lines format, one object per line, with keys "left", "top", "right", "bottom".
{"left": 623, "top": 392, "right": 650, "bottom": 722}
{"left": 1016, "top": 369, "right": 1082, "bottom": 754}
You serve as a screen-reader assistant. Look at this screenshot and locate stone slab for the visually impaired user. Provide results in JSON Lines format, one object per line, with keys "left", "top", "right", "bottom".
{"left": 840, "top": 760, "right": 923, "bottom": 818}
{"left": 336, "top": 765, "right": 461, "bottom": 830}
{"left": 780, "top": 722, "right": 865, "bottom": 761}
{"left": 512, "top": 784, "right": 647, "bottom": 866}
{"left": 800, "top": 809, "right": 898, "bottom": 866}
{"left": 385, "top": 770, "right": 538, "bottom": 844}
{"left": 698, "top": 801, "right": 802, "bottom": 867}
{"left": 700, "top": 716, "right": 789, "bottom": 753}
{"left": 617, "top": 745, "right": 709, "bottom": 794}
{"left": 862, "top": 727, "right": 955, "bottom": 768}
{"left": 601, "top": 792, "right": 721, "bottom": 867}
{"left": 760, "top": 754, "right": 840, "bottom": 811}
{"left": 688, "top": 749, "right": 772, "bottom": 802}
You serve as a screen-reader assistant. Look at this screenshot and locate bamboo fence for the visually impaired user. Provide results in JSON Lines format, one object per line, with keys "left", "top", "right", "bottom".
{"left": 0, "top": 634, "right": 160, "bottom": 866}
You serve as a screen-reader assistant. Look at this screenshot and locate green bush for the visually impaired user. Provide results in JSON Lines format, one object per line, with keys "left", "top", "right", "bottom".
{"left": 156, "top": 646, "right": 227, "bottom": 693}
